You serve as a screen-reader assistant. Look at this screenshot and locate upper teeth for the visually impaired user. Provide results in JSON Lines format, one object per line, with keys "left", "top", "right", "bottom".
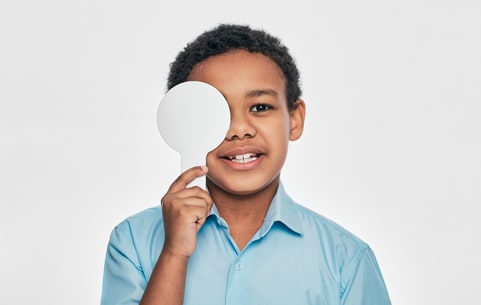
{"left": 228, "top": 153, "right": 258, "bottom": 163}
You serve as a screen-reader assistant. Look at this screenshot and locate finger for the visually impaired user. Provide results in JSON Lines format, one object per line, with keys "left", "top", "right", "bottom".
{"left": 168, "top": 186, "right": 212, "bottom": 203}
{"left": 168, "top": 166, "right": 209, "bottom": 193}
{"left": 162, "top": 186, "right": 212, "bottom": 209}
{"left": 161, "top": 196, "right": 209, "bottom": 217}
{"left": 165, "top": 204, "right": 211, "bottom": 231}
{"left": 165, "top": 196, "right": 212, "bottom": 212}
{"left": 186, "top": 206, "right": 211, "bottom": 232}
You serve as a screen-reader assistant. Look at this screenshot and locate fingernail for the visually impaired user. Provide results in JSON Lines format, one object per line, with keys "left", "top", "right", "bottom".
{"left": 200, "top": 166, "right": 208, "bottom": 171}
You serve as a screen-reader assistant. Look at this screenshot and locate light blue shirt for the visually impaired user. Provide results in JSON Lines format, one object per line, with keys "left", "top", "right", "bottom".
{"left": 101, "top": 183, "right": 391, "bottom": 305}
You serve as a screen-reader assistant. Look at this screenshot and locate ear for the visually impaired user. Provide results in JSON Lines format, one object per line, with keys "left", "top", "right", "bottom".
{"left": 289, "top": 99, "right": 306, "bottom": 141}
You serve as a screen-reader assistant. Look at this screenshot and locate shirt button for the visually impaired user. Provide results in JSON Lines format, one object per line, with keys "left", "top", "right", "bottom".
{"left": 236, "top": 262, "right": 243, "bottom": 271}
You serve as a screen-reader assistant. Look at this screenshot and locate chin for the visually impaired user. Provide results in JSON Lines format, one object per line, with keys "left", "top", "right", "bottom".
{"left": 208, "top": 174, "right": 280, "bottom": 196}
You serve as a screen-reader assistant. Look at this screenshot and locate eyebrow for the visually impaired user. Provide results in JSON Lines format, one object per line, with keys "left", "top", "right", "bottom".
{"left": 245, "top": 89, "right": 278, "bottom": 98}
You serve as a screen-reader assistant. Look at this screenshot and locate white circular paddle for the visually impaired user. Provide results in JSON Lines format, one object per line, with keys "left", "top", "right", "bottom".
{"left": 157, "top": 81, "right": 230, "bottom": 189}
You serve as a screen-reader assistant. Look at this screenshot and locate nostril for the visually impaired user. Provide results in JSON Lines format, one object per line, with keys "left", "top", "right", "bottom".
{"left": 226, "top": 132, "right": 254, "bottom": 141}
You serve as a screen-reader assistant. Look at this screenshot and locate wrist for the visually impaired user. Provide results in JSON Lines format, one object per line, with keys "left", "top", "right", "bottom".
{"left": 160, "top": 247, "right": 191, "bottom": 263}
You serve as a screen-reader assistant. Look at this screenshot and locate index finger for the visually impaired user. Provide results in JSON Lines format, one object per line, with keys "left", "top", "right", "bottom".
{"left": 167, "top": 166, "right": 209, "bottom": 193}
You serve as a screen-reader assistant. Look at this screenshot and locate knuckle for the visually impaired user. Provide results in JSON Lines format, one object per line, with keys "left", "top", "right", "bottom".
{"left": 161, "top": 193, "right": 173, "bottom": 206}
{"left": 189, "top": 185, "right": 199, "bottom": 190}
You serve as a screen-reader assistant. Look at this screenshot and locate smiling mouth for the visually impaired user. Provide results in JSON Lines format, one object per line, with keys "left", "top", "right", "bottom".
{"left": 224, "top": 153, "right": 261, "bottom": 163}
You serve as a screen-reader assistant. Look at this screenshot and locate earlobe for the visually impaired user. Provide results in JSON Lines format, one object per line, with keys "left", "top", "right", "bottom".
{"left": 289, "top": 99, "right": 306, "bottom": 141}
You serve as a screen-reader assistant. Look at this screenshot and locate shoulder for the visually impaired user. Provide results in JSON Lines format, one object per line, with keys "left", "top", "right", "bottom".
{"left": 115, "top": 205, "right": 162, "bottom": 227}
{"left": 278, "top": 184, "right": 366, "bottom": 248}
{"left": 294, "top": 202, "right": 366, "bottom": 245}
{"left": 283, "top": 193, "right": 370, "bottom": 262}
{"left": 110, "top": 206, "right": 164, "bottom": 241}
{"left": 288, "top": 199, "right": 375, "bottom": 278}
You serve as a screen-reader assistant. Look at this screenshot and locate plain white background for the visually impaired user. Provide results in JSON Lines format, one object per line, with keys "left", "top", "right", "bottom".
{"left": 1, "top": 1, "right": 480, "bottom": 304}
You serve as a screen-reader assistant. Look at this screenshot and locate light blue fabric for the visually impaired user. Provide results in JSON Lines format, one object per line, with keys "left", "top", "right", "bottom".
{"left": 101, "top": 183, "right": 391, "bottom": 305}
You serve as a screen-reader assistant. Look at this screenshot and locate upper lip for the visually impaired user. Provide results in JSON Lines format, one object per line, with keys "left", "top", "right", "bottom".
{"left": 219, "top": 146, "right": 265, "bottom": 159}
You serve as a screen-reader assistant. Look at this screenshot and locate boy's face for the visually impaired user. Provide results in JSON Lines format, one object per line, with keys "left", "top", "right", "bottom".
{"left": 188, "top": 50, "right": 305, "bottom": 196}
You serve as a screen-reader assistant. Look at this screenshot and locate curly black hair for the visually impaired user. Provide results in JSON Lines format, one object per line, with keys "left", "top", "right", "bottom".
{"left": 167, "top": 24, "right": 302, "bottom": 111}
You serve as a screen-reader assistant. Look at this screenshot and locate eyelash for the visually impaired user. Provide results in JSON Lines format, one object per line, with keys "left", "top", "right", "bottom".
{"left": 250, "top": 104, "right": 273, "bottom": 112}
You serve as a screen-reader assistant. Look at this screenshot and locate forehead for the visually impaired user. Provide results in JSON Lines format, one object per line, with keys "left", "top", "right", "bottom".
{"left": 187, "top": 50, "right": 286, "bottom": 96}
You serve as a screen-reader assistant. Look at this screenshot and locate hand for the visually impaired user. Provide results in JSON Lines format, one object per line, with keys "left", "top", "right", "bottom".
{"left": 161, "top": 166, "right": 213, "bottom": 258}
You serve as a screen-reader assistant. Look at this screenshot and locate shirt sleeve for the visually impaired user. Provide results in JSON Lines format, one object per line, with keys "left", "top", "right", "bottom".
{"left": 101, "top": 222, "right": 147, "bottom": 305}
{"left": 340, "top": 247, "right": 392, "bottom": 305}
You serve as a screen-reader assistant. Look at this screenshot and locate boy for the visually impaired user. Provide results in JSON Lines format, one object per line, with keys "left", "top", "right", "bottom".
{"left": 101, "top": 24, "right": 391, "bottom": 305}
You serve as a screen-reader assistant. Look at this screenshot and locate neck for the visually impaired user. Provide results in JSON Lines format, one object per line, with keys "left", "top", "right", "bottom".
{"left": 206, "top": 177, "right": 280, "bottom": 250}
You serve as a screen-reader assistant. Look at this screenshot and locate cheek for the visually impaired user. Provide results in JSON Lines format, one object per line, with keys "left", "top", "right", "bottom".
{"left": 263, "top": 117, "right": 291, "bottom": 139}
{"left": 206, "top": 150, "right": 217, "bottom": 164}
{"left": 205, "top": 148, "right": 223, "bottom": 171}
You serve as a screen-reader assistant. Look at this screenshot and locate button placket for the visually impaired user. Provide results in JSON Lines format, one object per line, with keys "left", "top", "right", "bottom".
{"left": 235, "top": 261, "right": 243, "bottom": 271}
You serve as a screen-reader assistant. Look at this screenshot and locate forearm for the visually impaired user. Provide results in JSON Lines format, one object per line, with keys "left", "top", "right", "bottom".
{"left": 139, "top": 250, "right": 189, "bottom": 305}
{"left": 139, "top": 166, "right": 210, "bottom": 305}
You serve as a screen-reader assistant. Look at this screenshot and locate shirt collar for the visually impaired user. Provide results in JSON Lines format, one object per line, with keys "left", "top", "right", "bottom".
{"left": 208, "top": 182, "right": 303, "bottom": 236}
{"left": 259, "top": 182, "right": 303, "bottom": 236}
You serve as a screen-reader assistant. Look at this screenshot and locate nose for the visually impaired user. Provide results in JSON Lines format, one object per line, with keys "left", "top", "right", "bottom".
{"left": 225, "top": 112, "right": 256, "bottom": 141}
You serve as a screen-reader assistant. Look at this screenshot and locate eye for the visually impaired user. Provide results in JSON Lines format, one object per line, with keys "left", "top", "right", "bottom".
{"left": 250, "top": 104, "right": 273, "bottom": 112}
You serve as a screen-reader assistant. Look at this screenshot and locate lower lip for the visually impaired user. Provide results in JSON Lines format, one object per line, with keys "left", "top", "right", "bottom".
{"left": 221, "top": 155, "right": 264, "bottom": 171}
